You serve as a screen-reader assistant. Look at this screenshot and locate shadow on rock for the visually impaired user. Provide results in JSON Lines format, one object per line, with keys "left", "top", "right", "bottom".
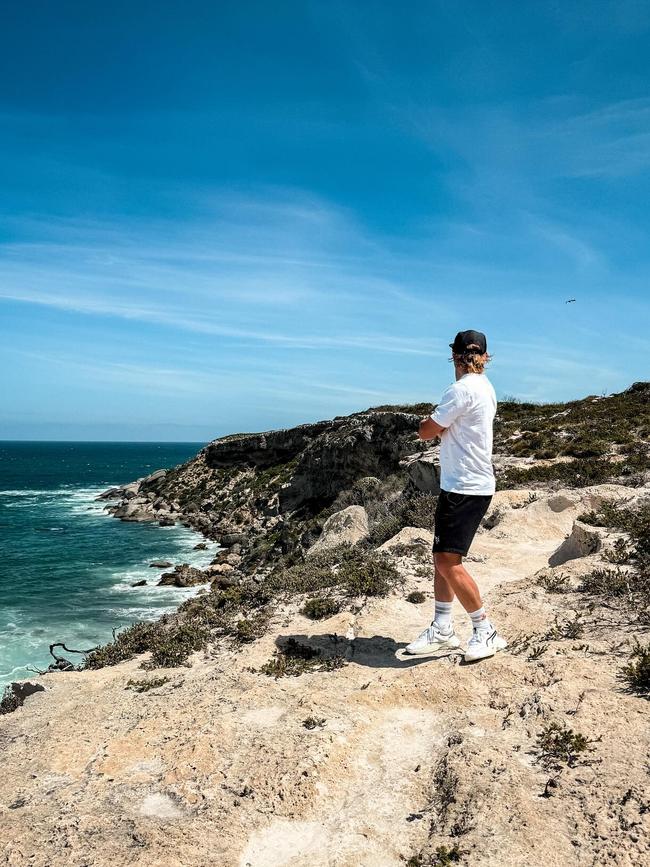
{"left": 275, "top": 633, "right": 460, "bottom": 669}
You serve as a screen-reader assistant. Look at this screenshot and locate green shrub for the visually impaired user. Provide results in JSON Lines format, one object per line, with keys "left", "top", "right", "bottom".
{"left": 620, "top": 641, "right": 650, "bottom": 696}
{"left": 269, "top": 546, "right": 400, "bottom": 600}
{"left": 580, "top": 567, "right": 630, "bottom": 597}
{"left": 338, "top": 549, "right": 402, "bottom": 597}
{"left": 603, "top": 538, "right": 631, "bottom": 565}
{"left": 233, "top": 618, "right": 258, "bottom": 643}
{"left": 536, "top": 573, "right": 570, "bottom": 593}
{"left": 406, "top": 845, "right": 463, "bottom": 866}
{"left": 301, "top": 596, "right": 340, "bottom": 620}
{"left": 545, "top": 614, "right": 584, "bottom": 640}
{"left": 303, "top": 716, "right": 326, "bottom": 729}
{"left": 259, "top": 638, "right": 346, "bottom": 679}
{"left": 536, "top": 722, "right": 595, "bottom": 769}
{"left": 145, "top": 623, "right": 210, "bottom": 669}
{"left": 407, "top": 591, "right": 427, "bottom": 604}
{"left": 83, "top": 621, "right": 159, "bottom": 670}
{"left": 366, "top": 492, "right": 438, "bottom": 546}
{"left": 125, "top": 676, "right": 170, "bottom": 693}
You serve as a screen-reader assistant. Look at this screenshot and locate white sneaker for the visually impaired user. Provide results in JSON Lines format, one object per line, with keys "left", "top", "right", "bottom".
{"left": 464, "top": 624, "right": 508, "bottom": 662}
{"left": 404, "top": 622, "right": 460, "bottom": 655}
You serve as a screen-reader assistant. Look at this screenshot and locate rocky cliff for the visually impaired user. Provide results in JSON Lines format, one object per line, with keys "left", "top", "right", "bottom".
{"left": 1, "top": 383, "right": 649, "bottom": 866}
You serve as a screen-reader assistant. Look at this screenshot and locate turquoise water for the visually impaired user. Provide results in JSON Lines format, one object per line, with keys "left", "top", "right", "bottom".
{"left": 0, "top": 442, "right": 217, "bottom": 689}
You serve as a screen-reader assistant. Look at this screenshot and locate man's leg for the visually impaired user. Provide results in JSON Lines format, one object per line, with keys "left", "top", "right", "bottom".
{"left": 432, "top": 563, "right": 455, "bottom": 632}
{"left": 434, "top": 552, "right": 483, "bottom": 614}
{"left": 434, "top": 551, "right": 507, "bottom": 660}
{"left": 433, "top": 562, "right": 455, "bottom": 603}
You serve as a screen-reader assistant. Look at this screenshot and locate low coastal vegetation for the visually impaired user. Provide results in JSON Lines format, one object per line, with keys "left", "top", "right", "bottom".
{"left": 620, "top": 640, "right": 650, "bottom": 697}
{"left": 78, "top": 545, "right": 400, "bottom": 673}
{"left": 258, "top": 637, "right": 346, "bottom": 679}
{"left": 578, "top": 497, "right": 650, "bottom": 621}
{"left": 535, "top": 722, "right": 596, "bottom": 769}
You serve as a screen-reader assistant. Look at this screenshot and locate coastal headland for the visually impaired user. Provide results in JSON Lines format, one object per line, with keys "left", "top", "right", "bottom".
{"left": 1, "top": 383, "right": 649, "bottom": 866}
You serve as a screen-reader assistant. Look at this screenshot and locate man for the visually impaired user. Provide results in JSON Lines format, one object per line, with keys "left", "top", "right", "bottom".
{"left": 405, "top": 329, "right": 507, "bottom": 662}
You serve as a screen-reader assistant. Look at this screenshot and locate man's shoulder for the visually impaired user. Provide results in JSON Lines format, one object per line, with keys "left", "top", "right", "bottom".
{"left": 461, "top": 374, "right": 496, "bottom": 405}
{"left": 441, "top": 380, "right": 470, "bottom": 401}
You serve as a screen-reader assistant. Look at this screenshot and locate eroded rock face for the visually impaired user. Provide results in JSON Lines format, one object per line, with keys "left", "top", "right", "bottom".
{"left": 99, "top": 410, "right": 424, "bottom": 565}
{"left": 205, "top": 421, "right": 334, "bottom": 470}
{"left": 279, "top": 412, "right": 421, "bottom": 512}
{"left": 307, "top": 506, "right": 369, "bottom": 557}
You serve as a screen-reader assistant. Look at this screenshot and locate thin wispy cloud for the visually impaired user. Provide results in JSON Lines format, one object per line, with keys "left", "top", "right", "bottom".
{"left": 0, "top": 2, "right": 647, "bottom": 438}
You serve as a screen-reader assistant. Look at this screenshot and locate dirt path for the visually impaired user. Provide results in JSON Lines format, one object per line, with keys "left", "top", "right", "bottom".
{"left": 1, "top": 484, "right": 648, "bottom": 867}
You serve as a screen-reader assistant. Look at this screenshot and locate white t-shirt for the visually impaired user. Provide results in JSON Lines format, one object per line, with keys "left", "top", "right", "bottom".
{"left": 431, "top": 373, "right": 497, "bottom": 495}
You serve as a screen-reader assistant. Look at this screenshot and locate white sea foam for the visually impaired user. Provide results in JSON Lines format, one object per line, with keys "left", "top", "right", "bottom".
{"left": 0, "top": 479, "right": 218, "bottom": 691}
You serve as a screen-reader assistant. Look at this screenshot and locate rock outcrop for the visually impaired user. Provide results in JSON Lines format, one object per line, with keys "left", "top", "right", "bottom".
{"left": 307, "top": 505, "right": 369, "bottom": 557}
{"left": 157, "top": 564, "right": 208, "bottom": 588}
{"left": 98, "top": 410, "right": 432, "bottom": 568}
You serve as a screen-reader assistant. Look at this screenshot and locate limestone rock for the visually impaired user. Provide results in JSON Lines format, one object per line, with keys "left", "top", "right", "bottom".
{"left": 205, "top": 563, "right": 235, "bottom": 576}
{"left": 150, "top": 560, "right": 173, "bottom": 568}
{"left": 548, "top": 519, "right": 608, "bottom": 566}
{"left": 307, "top": 505, "right": 369, "bottom": 557}
{"left": 157, "top": 565, "right": 207, "bottom": 587}
{"left": 219, "top": 532, "right": 246, "bottom": 546}
{"left": 141, "top": 469, "right": 167, "bottom": 487}
{"left": 378, "top": 526, "right": 433, "bottom": 553}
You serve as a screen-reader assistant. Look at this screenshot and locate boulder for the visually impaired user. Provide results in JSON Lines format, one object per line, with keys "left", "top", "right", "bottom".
{"left": 96, "top": 486, "right": 122, "bottom": 501}
{"left": 150, "top": 560, "right": 173, "bottom": 568}
{"left": 9, "top": 681, "right": 45, "bottom": 703}
{"left": 141, "top": 469, "right": 167, "bottom": 486}
{"left": 131, "top": 579, "right": 147, "bottom": 587}
{"left": 205, "top": 563, "right": 235, "bottom": 576}
{"left": 211, "top": 574, "right": 239, "bottom": 590}
{"left": 122, "top": 510, "right": 156, "bottom": 523}
{"left": 194, "top": 542, "right": 208, "bottom": 550}
{"left": 157, "top": 565, "right": 207, "bottom": 587}
{"left": 158, "top": 517, "right": 176, "bottom": 527}
{"left": 307, "top": 505, "right": 369, "bottom": 557}
{"left": 402, "top": 452, "right": 441, "bottom": 495}
{"left": 548, "top": 520, "right": 606, "bottom": 567}
{"left": 378, "top": 526, "right": 433, "bottom": 553}
{"left": 220, "top": 532, "right": 246, "bottom": 546}
{"left": 113, "top": 501, "right": 145, "bottom": 519}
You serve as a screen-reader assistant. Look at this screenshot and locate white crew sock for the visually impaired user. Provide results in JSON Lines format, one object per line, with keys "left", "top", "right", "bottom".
{"left": 433, "top": 600, "right": 453, "bottom": 632}
{"left": 469, "top": 606, "right": 491, "bottom": 630}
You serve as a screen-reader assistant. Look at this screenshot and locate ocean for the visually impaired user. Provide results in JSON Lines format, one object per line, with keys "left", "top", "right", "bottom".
{"left": 0, "top": 441, "right": 217, "bottom": 691}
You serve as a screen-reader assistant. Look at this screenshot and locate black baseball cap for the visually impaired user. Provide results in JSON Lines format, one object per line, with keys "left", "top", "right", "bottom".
{"left": 449, "top": 329, "right": 488, "bottom": 354}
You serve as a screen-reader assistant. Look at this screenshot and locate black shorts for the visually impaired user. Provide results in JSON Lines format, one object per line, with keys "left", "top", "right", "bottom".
{"left": 432, "top": 489, "right": 492, "bottom": 557}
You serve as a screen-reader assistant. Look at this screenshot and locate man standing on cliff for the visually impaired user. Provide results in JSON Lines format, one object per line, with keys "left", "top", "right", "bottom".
{"left": 405, "top": 330, "right": 507, "bottom": 662}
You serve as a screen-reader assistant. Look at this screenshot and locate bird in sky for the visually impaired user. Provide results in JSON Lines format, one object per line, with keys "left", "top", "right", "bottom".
{"left": 566, "top": 298, "right": 576, "bottom": 303}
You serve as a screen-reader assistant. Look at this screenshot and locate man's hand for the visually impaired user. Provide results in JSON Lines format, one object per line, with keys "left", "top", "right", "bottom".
{"left": 418, "top": 417, "right": 446, "bottom": 441}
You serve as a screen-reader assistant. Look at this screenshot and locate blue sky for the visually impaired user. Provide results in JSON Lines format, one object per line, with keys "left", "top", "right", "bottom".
{"left": 1, "top": 1, "right": 649, "bottom": 441}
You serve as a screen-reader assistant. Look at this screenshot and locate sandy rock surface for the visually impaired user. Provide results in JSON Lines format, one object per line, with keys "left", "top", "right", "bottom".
{"left": 1, "top": 484, "right": 648, "bottom": 867}
{"left": 307, "top": 506, "right": 370, "bottom": 557}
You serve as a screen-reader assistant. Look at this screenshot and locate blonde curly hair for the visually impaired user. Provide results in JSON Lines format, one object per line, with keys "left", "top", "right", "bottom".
{"left": 452, "top": 350, "right": 491, "bottom": 375}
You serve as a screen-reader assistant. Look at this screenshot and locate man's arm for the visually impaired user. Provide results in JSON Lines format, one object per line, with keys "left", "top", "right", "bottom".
{"left": 418, "top": 417, "right": 446, "bottom": 440}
